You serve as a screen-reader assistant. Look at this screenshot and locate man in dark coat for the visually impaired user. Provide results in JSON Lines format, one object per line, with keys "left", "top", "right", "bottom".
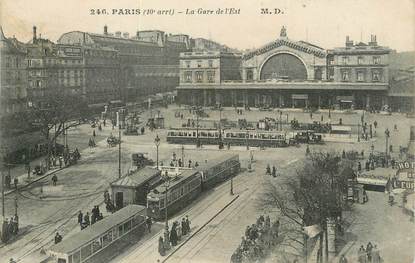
{"left": 181, "top": 218, "right": 187, "bottom": 235}
{"left": 185, "top": 216, "right": 191, "bottom": 233}
{"left": 170, "top": 224, "right": 178, "bottom": 246}
{"left": 77, "top": 211, "right": 83, "bottom": 225}
{"left": 84, "top": 212, "right": 90, "bottom": 226}
{"left": 54, "top": 232, "right": 62, "bottom": 244}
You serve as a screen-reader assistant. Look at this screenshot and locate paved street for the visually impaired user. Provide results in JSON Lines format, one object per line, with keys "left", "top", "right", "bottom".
{"left": 0, "top": 105, "right": 413, "bottom": 263}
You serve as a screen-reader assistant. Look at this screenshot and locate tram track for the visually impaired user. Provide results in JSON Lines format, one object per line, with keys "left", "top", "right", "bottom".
{"left": 166, "top": 175, "right": 263, "bottom": 262}
{"left": 116, "top": 170, "right": 256, "bottom": 263}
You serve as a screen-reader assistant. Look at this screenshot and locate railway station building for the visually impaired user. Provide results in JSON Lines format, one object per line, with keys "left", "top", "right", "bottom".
{"left": 177, "top": 27, "right": 391, "bottom": 110}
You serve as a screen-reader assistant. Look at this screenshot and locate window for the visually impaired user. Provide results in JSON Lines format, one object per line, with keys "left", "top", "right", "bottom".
{"left": 184, "top": 71, "right": 192, "bottom": 82}
{"left": 341, "top": 71, "right": 349, "bottom": 81}
{"left": 207, "top": 71, "right": 215, "bottom": 83}
{"left": 80, "top": 244, "right": 92, "bottom": 260}
{"left": 358, "top": 56, "right": 364, "bottom": 65}
{"left": 246, "top": 69, "right": 253, "bottom": 81}
{"left": 357, "top": 71, "right": 364, "bottom": 82}
{"left": 185, "top": 60, "right": 190, "bottom": 68}
{"left": 123, "top": 220, "right": 132, "bottom": 233}
{"left": 197, "top": 60, "right": 202, "bottom": 68}
{"left": 91, "top": 238, "right": 102, "bottom": 253}
{"left": 373, "top": 56, "right": 381, "bottom": 65}
{"left": 208, "top": 60, "right": 213, "bottom": 67}
{"left": 196, "top": 71, "right": 203, "bottom": 82}
{"left": 372, "top": 70, "right": 381, "bottom": 81}
{"left": 342, "top": 56, "right": 348, "bottom": 65}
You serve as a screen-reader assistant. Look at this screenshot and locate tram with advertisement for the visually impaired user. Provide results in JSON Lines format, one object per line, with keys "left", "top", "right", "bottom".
{"left": 166, "top": 128, "right": 221, "bottom": 145}
{"left": 146, "top": 154, "right": 240, "bottom": 220}
{"left": 222, "top": 130, "right": 288, "bottom": 148}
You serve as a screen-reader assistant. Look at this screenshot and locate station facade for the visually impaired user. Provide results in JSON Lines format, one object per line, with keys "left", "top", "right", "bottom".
{"left": 177, "top": 27, "right": 391, "bottom": 110}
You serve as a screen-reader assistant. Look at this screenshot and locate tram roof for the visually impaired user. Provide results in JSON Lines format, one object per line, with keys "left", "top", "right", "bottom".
{"left": 49, "top": 205, "right": 146, "bottom": 255}
{"left": 111, "top": 167, "right": 161, "bottom": 188}
{"left": 195, "top": 153, "right": 239, "bottom": 172}
{"left": 153, "top": 170, "right": 200, "bottom": 193}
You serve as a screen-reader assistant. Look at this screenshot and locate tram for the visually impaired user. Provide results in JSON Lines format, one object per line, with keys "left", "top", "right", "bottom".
{"left": 166, "top": 128, "right": 221, "bottom": 145}
{"left": 223, "top": 130, "right": 288, "bottom": 148}
{"left": 146, "top": 154, "right": 241, "bottom": 220}
{"left": 196, "top": 154, "right": 240, "bottom": 190}
{"left": 147, "top": 170, "right": 202, "bottom": 220}
{"left": 47, "top": 205, "right": 146, "bottom": 263}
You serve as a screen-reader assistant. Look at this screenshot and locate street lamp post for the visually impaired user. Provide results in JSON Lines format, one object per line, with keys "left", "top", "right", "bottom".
{"left": 155, "top": 135, "right": 160, "bottom": 169}
{"left": 385, "top": 129, "right": 390, "bottom": 167}
{"left": 118, "top": 125, "right": 122, "bottom": 178}
{"left": 181, "top": 145, "right": 185, "bottom": 166}
{"left": 357, "top": 122, "right": 360, "bottom": 142}
{"left": 279, "top": 111, "right": 283, "bottom": 131}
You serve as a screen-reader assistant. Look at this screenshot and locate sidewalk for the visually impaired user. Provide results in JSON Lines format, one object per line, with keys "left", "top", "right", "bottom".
{"left": 112, "top": 186, "right": 240, "bottom": 263}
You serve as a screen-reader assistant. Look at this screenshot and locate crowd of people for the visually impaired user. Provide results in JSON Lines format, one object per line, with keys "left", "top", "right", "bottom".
{"left": 357, "top": 242, "right": 382, "bottom": 263}
{"left": 78, "top": 205, "right": 104, "bottom": 230}
{"left": 231, "top": 215, "right": 280, "bottom": 263}
{"left": 158, "top": 216, "right": 191, "bottom": 256}
{"left": 0, "top": 215, "right": 19, "bottom": 243}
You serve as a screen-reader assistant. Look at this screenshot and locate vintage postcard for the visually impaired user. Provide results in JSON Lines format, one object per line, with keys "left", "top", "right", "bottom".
{"left": 0, "top": 0, "right": 414, "bottom": 262}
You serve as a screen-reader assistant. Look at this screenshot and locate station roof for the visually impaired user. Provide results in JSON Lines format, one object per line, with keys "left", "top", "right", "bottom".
{"left": 111, "top": 167, "right": 160, "bottom": 188}
{"left": 49, "top": 205, "right": 146, "bottom": 255}
{"left": 152, "top": 170, "right": 199, "bottom": 194}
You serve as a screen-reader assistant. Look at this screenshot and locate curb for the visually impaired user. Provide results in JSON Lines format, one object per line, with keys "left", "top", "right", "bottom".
{"left": 4, "top": 168, "right": 64, "bottom": 196}
{"left": 162, "top": 194, "right": 240, "bottom": 262}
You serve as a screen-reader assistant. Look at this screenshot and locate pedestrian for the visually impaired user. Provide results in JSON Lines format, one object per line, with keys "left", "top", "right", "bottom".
{"left": 78, "top": 211, "right": 83, "bottom": 225}
{"left": 84, "top": 212, "right": 90, "bottom": 226}
{"left": 321, "top": 115, "right": 324, "bottom": 122}
{"left": 339, "top": 254, "right": 348, "bottom": 263}
{"left": 366, "top": 242, "right": 374, "bottom": 262}
{"left": 9, "top": 258, "right": 16, "bottom": 263}
{"left": 54, "top": 232, "right": 62, "bottom": 244}
{"left": 358, "top": 246, "right": 366, "bottom": 263}
{"left": 181, "top": 218, "right": 187, "bottom": 235}
{"left": 170, "top": 223, "right": 178, "bottom": 246}
{"left": 188, "top": 160, "right": 192, "bottom": 168}
{"left": 13, "top": 177, "right": 18, "bottom": 189}
{"left": 342, "top": 150, "right": 346, "bottom": 158}
{"left": 176, "top": 221, "right": 182, "bottom": 241}
{"left": 185, "top": 215, "right": 191, "bottom": 233}
{"left": 158, "top": 236, "right": 166, "bottom": 256}
{"left": 59, "top": 157, "right": 63, "bottom": 168}
{"left": 272, "top": 166, "right": 276, "bottom": 177}
{"left": 195, "top": 162, "right": 199, "bottom": 167}
{"left": 372, "top": 245, "right": 381, "bottom": 263}
{"left": 93, "top": 129, "right": 96, "bottom": 137}
{"left": 374, "top": 120, "right": 377, "bottom": 129}
{"left": 394, "top": 124, "right": 397, "bottom": 130}
{"left": 51, "top": 175, "right": 58, "bottom": 186}
{"left": 146, "top": 216, "right": 152, "bottom": 233}
{"left": 358, "top": 162, "right": 362, "bottom": 172}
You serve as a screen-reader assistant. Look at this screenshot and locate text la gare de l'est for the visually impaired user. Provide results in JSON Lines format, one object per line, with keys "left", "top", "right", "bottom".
{"left": 185, "top": 7, "right": 241, "bottom": 15}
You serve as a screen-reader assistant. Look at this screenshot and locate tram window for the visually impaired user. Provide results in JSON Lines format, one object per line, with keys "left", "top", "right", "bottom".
{"left": 123, "top": 220, "right": 132, "bottom": 233}
{"left": 132, "top": 215, "right": 141, "bottom": 227}
{"left": 102, "top": 231, "right": 113, "bottom": 247}
{"left": 181, "top": 187, "right": 184, "bottom": 195}
{"left": 118, "top": 225, "right": 124, "bottom": 236}
{"left": 58, "top": 259, "right": 67, "bottom": 263}
{"left": 193, "top": 132, "right": 196, "bottom": 137}
{"left": 92, "top": 238, "right": 103, "bottom": 253}
{"left": 72, "top": 251, "right": 80, "bottom": 263}
{"left": 80, "top": 244, "right": 92, "bottom": 260}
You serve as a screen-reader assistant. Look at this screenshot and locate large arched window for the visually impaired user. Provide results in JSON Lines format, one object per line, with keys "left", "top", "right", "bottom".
{"left": 260, "top": 53, "right": 307, "bottom": 80}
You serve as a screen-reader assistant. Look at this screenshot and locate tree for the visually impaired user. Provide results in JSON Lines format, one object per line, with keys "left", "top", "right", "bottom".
{"left": 258, "top": 151, "right": 353, "bottom": 260}
{"left": 26, "top": 92, "right": 89, "bottom": 167}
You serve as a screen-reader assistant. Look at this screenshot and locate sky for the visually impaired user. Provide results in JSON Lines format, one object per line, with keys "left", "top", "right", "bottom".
{"left": 1, "top": 0, "right": 414, "bottom": 52}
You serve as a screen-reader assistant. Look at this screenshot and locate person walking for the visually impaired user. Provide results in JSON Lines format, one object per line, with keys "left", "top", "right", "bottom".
{"left": 78, "top": 211, "right": 83, "bottom": 226}
{"left": 372, "top": 245, "right": 381, "bottom": 263}
{"left": 13, "top": 177, "right": 18, "bottom": 189}
{"left": 366, "top": 242, "right": 374, "bottom": 262}
{"left": 158, "top": 236, "right": 166, "bottom": 256}
{"left": 170, "top": 223, "right": 178, "bottom": 246}
{"left": 52, "top": 175, "right": 58, "bottom": 186}
{"left": 84, "top": 212, "right": 90, "bottom": 227}
{"left": 185, "top": 216, "right": 191, "bottom": 233}
{"left": 181, "top": 218, "right": 187, "bottom": 235}
{"left": 358, "top": 246, "right": 366, "bottom": 263}
{"left": 54, "top": 232, "right": 63, "bottom": 244}
{"left": 146, "top": 216, "right": 152, "bottom": 233}
{"left": 339, "top": 255, "right": 348, "bottom": 263}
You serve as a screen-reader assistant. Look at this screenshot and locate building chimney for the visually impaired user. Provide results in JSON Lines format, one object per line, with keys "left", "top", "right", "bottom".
{"left": 123, "top": 32, "right": 129, "bottom": 39}
{"left": 369, "top": 34, "right": 378, "bottom": 46}
{"left": 345, "top": 35, "right": 353, "bottom": 47}
{"left": 115, "top": 31, "right": 122, "bottom": 38}
{"left": 33, "top": 26, "right": 37, "bottom": 42}
{"left": 104, "top": 25, "right": 108, "bottom": 35}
